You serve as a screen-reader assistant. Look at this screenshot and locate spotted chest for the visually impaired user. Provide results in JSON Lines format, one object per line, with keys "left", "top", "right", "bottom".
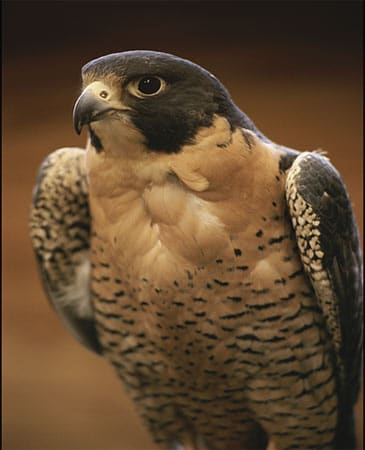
{"left": 90, "top": 210, "right": 337, "bottom": 449}
{"left": 90, "top": 185, "right": 326, "bottom": 379}
{"left": 87, "top": 137, "right": 337, "bottom": 449}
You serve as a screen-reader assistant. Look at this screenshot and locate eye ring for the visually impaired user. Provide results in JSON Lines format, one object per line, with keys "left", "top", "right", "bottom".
{"left": 128, "top": 76, "right": 166, "bottom": 98}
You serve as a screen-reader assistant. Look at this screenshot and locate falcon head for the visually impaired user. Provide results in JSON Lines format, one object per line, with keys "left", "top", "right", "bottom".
{"left": 73, "top": 50, "right": 261, "bottom": 154}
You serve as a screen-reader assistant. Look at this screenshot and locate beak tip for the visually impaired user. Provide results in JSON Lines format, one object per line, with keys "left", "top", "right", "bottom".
{"left": 73, "top": 100, "right": 83, "bottom": 135}
{"left": 74, "top": 121, "right": 82, "bottom": 135}
{"left": 72, "top": 86, "right": 113, "bottom": 135}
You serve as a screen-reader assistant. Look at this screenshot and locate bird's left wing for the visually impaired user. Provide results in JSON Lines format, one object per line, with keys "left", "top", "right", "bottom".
{"left": 285, "top": 151, "right": 362, "bottom": 445}
{"left": 30, "top": 147, "right": 102, "bottom": 354}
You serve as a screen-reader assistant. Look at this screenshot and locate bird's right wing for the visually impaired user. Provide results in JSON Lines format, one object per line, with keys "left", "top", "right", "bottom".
{"left": 285, "top": 151, "right": 362, "bottom": 448}
{"left": 30, "top": 147, "right": 102, "bottom": 354}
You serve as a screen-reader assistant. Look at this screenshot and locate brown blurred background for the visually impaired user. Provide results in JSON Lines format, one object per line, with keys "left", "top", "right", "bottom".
{"left": 3, "top": 1, "right": 363, "bottom": 450}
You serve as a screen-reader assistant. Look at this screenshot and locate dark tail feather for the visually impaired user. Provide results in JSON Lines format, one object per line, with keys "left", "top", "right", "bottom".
{"left": 334, "top": 408, "right": 357, "bottom": 450}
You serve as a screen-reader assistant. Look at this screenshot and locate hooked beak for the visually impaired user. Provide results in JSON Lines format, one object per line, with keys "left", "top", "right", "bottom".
{"left": 73, "top": 84, "right": 114, "bottom": 135}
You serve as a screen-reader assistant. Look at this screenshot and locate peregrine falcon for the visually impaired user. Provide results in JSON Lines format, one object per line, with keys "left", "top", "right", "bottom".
{"left": 30, "top": 50, "right": 362, "bottom": 450}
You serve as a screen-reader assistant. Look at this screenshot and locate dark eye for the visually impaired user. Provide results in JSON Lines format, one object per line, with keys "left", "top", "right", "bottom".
{"left": 137, "top": 77, "right": 163, "bottom": 95}
{"left": 128, "top": 76, "right": 166, "bottom": 98}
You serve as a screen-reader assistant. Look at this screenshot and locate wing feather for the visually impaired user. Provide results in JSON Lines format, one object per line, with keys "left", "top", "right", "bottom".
{"left": 285, "top": 151, "right": 362, "bottom": 448}
{"left": 30, "top": 147, "right": 102, "bottom": 354}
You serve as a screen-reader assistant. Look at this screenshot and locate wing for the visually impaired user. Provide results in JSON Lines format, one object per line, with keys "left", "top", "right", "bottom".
{"left": 285, "top": 151, "right": 362, "bottom": 447}
{"left": 30, "top": 147, "right": 102, "bottom": 354}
